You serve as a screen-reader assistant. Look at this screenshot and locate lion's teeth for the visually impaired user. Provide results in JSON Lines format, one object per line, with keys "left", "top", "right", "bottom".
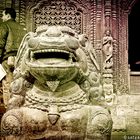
{"left": 32, "top": 49, "right": 71, "bottom": 56}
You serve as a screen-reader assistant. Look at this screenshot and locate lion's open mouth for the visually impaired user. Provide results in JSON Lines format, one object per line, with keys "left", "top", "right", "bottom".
{"left": 27, "top": 49, "right": 77, "bottom": 67}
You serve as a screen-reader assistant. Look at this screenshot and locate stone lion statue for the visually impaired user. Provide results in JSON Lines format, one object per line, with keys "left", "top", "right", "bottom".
{"left": 1, "top": 25, "right": 112, "bottom": 140}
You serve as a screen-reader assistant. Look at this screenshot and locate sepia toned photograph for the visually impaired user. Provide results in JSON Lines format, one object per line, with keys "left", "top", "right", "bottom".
{"left": 0, "top": 0, "right": 140, "bottom": 140}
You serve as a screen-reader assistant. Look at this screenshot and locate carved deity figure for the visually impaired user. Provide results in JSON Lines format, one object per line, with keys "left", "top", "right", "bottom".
{"left": 1, "top": 25, "right": 112, "bottom": 140}
{"left": 102, "top": 30, "right": 115, "bottom": 106}
{"left": 102, "top": 29, "right": 113, "bottom": 73}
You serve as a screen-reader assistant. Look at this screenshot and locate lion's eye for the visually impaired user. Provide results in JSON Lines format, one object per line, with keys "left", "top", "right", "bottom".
{"left": 64, "top": 35, "right": 79, "bottom": 50}
{"left": 28, "top": 38, "right": 39, "bottom": 48}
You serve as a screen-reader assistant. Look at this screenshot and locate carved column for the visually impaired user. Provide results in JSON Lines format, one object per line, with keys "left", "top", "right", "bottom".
{"left": 96, "top": 0, "right": 102, "bottom": 40}
{"left": 90, "top": 0, "right": 96, "bottom": 45}
{"left": 111, "top": 0, "right": 119, "bottom": 93}
{"left": 102, "top": 0, "right": 115, "bottom": 106}
{"left": 95, "top": 0, "right": 103, "bottom": 68}
{"left": 121, "top": 11, "right": 129, "bottom": 92}
{"left": 116, "top": 1, "right": 129, "bottom": 94}
{"left": 104, "top": 0, "right": 112, "bottom": 29}
{"left": 18, "top": 0, "right": 26, "bottom": 26}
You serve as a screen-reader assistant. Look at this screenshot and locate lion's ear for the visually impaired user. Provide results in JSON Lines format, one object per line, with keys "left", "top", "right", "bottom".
{"left": 78, "top": 34, "right": 88, "bottom": 47}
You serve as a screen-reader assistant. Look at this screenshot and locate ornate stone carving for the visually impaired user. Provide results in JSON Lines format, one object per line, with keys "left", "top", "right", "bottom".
{"left": 104, "top": 0, "right": 111, "bottom": 29}
{"left": 33, "top": 0, "right": 82, "bottom": 34}
{"left": 19, "top": 0, "right": 26, "bottom": 26}
{"left": 102, "top": 29, "right": 113, "bottom": 74}
{"left": 26, "top": 0, "right": 88, "bottom": 33}
{"left": 102, "top": 29, "right": 116, "bottom": 106}
{"left": 1, "top": 25, "right": 112, "bottom": 139}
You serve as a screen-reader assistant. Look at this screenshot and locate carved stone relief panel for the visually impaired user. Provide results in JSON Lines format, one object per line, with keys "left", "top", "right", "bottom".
{"left": 24, "top": 0, "right": 92, "bottom": 36}
{"left": 33, "top": 1, "right": 82, "bottom": 34}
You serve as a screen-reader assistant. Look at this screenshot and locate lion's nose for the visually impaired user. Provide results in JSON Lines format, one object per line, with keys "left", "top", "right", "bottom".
{"left": 45, "top": 26, "right": 62, "bottom": 37}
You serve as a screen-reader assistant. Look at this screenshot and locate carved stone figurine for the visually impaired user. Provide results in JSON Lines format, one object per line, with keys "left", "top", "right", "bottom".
{"left": 1, "top": 25, "right": 112, "bottom": 140}
{"left": 102, "top": 29, "right": 113, "bottom": 73}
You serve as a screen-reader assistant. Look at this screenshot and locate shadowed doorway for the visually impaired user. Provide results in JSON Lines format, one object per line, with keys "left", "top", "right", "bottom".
{"left": 129, "top": 0, "right": 140, "bottom": 71}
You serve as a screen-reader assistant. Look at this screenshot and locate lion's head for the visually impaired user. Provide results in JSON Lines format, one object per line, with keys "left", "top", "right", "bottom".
{"left": 15, "top": 25, "right": 89, "bottom": 87}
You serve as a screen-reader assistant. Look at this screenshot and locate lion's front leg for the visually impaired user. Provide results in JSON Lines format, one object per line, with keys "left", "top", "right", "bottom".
{"left": 1, "top": 107, "right": 48, "bottom": 139}
{"left": 1, "top": 109, "right": 23, "bottom": 137}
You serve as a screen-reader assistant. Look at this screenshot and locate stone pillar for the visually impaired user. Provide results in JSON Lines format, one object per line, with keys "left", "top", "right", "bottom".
{"left": 111, "top": 0, "right": 119, "bottom": 93}
{"left": 104, "top": 0, "right": 112, "bottom": 29}
{"left": 95, "top": 0, "right": 103, "bottom": 68}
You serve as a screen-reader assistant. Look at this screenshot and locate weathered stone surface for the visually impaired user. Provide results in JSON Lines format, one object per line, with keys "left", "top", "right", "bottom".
{"left": 1, "top": 25, "right": 112, "bottom": 139}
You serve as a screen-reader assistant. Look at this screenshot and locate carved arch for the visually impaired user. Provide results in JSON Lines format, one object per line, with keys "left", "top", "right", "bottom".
{"left": 25, "top": 0, "right": 92, "bottom": 35}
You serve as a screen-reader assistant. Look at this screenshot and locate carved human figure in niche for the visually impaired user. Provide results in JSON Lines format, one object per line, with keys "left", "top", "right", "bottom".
{"left": 102, "top": 29, "right": 113, "bottom": 72}
{"left": 102, "top": 30, "right": 113, "bottom": 57}
{"left": 103, "top": 84, "right": 116, "bottom": 106}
